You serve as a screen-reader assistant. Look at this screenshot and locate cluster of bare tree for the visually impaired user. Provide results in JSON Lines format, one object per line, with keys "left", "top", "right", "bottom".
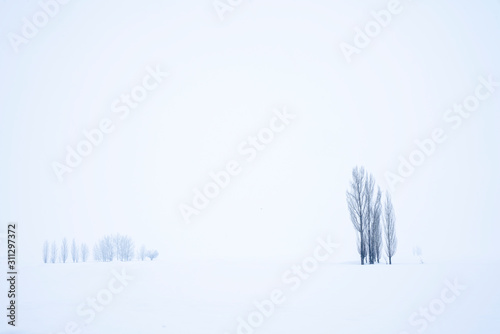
{"left": 138, "top": 245, "right": 159, "bottom": 261}
{"left": 43, "top": 234, "right": 158, "bottom": 263}
{"left": 413, "top": 246, "right": 423, "bottom": 264}
{"left": 42, "top": 238, "right": 89, "bottom": 264}
{"left": 346, "top": 166, "right": 397, "bottom": 265}
{"left": 93, "top": 234, "right": 135, "bottom": 262}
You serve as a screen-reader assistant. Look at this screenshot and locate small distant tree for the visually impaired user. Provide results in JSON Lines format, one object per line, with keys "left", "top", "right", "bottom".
{"left": 50, "top": 241, "right": 57, "bottom": 263}
{"left": 42, "top": 240, "right": 49, "bottom": 263}
{"left": 94, "top": 235, "right": 115, "bottom": 262}
{"left": 60, "top": 238, "right": 68, "bottom": 263}
{"left": 93, "top": 243, "right": 102, "bottom": 262}
{"left": 413, "top": 246, "right": 423, "bottom": 264}
{"left": 104, "top": 235, "right": 115, "bottom": 261}
{"left": 113, "top": 234, "right": 121, "bottom": 261}
{"left": 71, "top": 239, "right": 79, "bottom": 263}
{"left": 139, "top": 245, "right": 146, "bottom": 261}
{"left": 81, "top": 243, "right": 89, "bottom": 262}
{"left": 384, "top": 192, "right": 397, "bottom": 265}
{"left": 146, "top": 249, "right": 159, "bottom": 261}
{"left": 115, "top": 234, "right": 134, "bottom": 261}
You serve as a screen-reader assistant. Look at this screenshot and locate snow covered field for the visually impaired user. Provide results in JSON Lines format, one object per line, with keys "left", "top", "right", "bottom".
{"left": 4, "top": 260, "right": 499, "bottom": 334}
{"left": 2, "top": 1, "right": 500, "bottom": 333}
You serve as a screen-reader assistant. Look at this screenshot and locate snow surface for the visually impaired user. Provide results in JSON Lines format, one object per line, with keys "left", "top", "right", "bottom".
{"left": 3, "top": 260, "right": 499, "bottom": 333}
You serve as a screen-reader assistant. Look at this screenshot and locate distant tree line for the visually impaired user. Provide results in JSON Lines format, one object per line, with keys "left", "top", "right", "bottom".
{"left": 346, "top": 166, "right": 397, "bottom": 265}
{"left": 42, "top": 234, "right": 158, "bottom": 263}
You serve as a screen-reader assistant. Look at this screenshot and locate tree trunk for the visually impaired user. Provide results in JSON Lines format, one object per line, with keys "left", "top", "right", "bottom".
{"left": 360, "top": 229, "right": 365, "bottom": 265}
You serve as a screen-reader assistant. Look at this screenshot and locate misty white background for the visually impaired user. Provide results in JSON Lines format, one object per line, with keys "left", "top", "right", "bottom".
{"left": 1, "top": 0, "right": 500, "bottom": 266}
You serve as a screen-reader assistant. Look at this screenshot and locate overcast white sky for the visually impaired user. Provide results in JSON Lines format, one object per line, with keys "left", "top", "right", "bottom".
{"left": 1, "top": 0, "right": 499, "bottom": 265}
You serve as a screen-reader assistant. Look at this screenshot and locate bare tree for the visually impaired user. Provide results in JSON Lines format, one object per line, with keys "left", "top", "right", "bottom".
{"left": 103, "top": 235, "right": 115, "bottom": 261}
{"left": 384, "top": 192, "right": 397, "bottom": 265}
{"left": 413, "top": 246, "right": 423, "bottom": 264}
{"left": 60, "top": 238, "right": 68, "bottom": 263}
{"left": 346, "top": 166, "right": 368, "bottom": 265}
{"left": 50, "top": 241, "right": 57, "bottom": 263}
{"left": 364, "top": 174, "right": 376, "bottom": 264}
{"left": 372, "top": 188, "right": 383, "bottom": 263}
{"left": 42, "top": 240, "right": 49, "bottom": 263}
{"left": 93, "top": 243, "right": 102, "bottom": 262}
{"left": 115, "top": 234, "right": 134, "bottom": 261}
{"left": 139, "top": 245, "right": 146, "bottom": 261}
{"left": 81, "top": 243, "right": 89, "bottom": 262}
{"left": 146, "top": 249, "right": 159, "bottom": 261}
{"left": 71, "top": 239, "right": 79, "bottom": 263}
{"left": 356, "top": 231, "right": 368, "bottom": 264}
{"left": 122, "top": 236, "right": 135, "bottom": 261}
{"left": 113, "top": 234, "right": 121, "bottom": 261}
{"left": 94, "top": 235, "right": 115, "bottom": 262}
